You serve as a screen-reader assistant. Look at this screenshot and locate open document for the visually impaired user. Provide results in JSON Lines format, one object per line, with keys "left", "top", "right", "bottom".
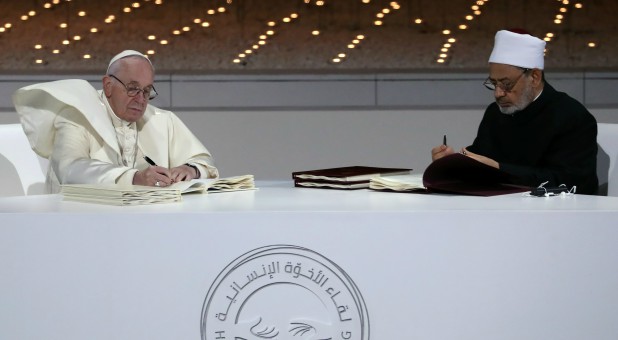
{"left": 61, "top": 175, "right": 255, "bottom": 205}
{"left": 370, "top": 154, "right": 530, "bottom": 196}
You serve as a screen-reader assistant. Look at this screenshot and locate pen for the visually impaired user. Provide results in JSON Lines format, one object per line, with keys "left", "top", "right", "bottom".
{"left": 144, "top": 156, "right": 157, "bottom": 166}
{"left": 443, "top": 134, "right": 447, "bottom": 146}
{"left": 144, "top": 155, "right": 173, "bottom": 184}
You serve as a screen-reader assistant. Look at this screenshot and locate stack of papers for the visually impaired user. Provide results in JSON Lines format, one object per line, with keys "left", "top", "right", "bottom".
{"left": 369, "top": 174, "right": 427, "bottom": 192}
{"left": 292, "top": 166, "right": 411, "bottom": 190}
{"left": 61, "top": 175, "right": 255, "bottom": 205}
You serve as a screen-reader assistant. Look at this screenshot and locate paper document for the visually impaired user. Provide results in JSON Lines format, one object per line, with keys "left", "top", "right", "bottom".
{"left": 61, "top": 175, "right": 255, "bottom": 205}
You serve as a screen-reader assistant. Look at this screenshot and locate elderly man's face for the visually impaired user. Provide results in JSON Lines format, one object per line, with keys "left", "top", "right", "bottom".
{"left": 104, "top": 57, "right": 154, "bottom": 122}
{"left": 488, "top": 63, "right": 536, "bottom": 115}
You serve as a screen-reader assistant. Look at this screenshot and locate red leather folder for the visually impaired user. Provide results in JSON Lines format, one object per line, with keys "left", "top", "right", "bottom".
{"left": 422, "top": 153, "right": 530, "bottom": 196}
{"left": 292, "top": 166, "right": 411, "bottom": 190}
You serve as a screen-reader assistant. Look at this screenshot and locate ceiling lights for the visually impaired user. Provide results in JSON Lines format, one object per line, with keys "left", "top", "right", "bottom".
{"left": 234, "top": 12, "right": 300, "bottom": 65}
{"left": 544, "top": 1, "right": 587, "bottom": 54}
{"left": 332, "top": 1, "right": 400, "bottom": 64}
{"left": 0, "top": 0, "right": 601, "bottom": 69}
{"left": 436, "top": 0, "right": 490, "bottom": 64}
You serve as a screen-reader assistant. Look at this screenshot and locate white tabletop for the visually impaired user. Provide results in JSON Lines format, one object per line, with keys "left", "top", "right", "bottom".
{"left": 2, "top": 181, "right": 618, "bottom": 340}
{"left": 2, "top": 180, "right": 618, "bottom": 213}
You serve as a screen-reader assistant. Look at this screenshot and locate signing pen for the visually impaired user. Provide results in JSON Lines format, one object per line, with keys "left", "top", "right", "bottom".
{"left": 144, "top": 156, "right": 157, "bottom": 166}
{"left": 443, "top": 134, "right": 447, "bottom": 146}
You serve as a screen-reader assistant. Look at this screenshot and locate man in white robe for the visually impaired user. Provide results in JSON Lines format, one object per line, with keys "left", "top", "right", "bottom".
{"left": 13, "top": 50, "right": 218, "bottom": 193}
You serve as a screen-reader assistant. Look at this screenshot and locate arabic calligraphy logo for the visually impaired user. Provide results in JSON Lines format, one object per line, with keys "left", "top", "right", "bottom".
{"left": 201, "top": 245, "right": 369, "bottom": 340}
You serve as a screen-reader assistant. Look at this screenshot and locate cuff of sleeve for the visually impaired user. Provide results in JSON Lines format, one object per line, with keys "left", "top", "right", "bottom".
{"left": 185, "top": 163, "right": 200, "bottom": 178}
{"left": 197, "top": 164, "right": 218, "bottom": 179}
{"left": 117, "top": 169, "right": 139, "bottom": 186}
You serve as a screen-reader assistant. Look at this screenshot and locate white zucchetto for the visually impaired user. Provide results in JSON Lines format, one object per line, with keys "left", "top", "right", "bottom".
{"left": 488, "top": 30, "right": 546, "bottom": 70}
{"left": 106, "top": 50, "right": 152, "bottom": 74}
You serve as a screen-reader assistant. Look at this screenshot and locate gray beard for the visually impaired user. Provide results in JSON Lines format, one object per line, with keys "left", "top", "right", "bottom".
{"left": 498, "top": 83, "right": 535, "bottom": 115}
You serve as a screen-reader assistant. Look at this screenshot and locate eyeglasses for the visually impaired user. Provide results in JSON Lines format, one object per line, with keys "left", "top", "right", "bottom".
{"left": 108, "top": 74, "right": 158, "bottom": 100}
{"left": 483, "top": 68, "right": 530, "bottom": 93}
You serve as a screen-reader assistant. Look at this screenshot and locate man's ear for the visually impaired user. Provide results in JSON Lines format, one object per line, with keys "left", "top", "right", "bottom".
{"left": 531, "top": 69, "right": 544, "bottom": 87}
{"left": 102, "top": 75, "right": 113, "bottom": 97}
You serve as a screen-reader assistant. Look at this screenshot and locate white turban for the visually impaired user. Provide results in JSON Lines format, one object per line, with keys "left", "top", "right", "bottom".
{"left": 106, "top": 50, "right": 153, "bottom": 74}
{"left": 488, "top": 30, "right": 546, "bottom": 70}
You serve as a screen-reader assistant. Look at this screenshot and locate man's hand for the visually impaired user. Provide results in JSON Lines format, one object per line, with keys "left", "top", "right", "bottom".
{"left": 133, "top": 166, "right": 173, "bottom": 187}
{"left": 431, "top": 144, "right": 455, "bottom": 161}
{"left": 461, "top": 147, "right": 499, "bottom": 169}
{"left": 170, "top": 164, "right": 199, "bottom": 183}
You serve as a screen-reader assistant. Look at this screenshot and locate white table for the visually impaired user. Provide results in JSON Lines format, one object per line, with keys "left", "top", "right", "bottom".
{"left": 2, "top": 181, "right": 618, "bottom": 340}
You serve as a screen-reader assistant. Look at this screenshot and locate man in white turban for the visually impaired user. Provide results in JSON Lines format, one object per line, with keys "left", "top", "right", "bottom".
{"left": 432, "top": 29, "right": 598, "bottom": 194}
{"left": 13, "top": 50, "right": 218, "bottom": 193}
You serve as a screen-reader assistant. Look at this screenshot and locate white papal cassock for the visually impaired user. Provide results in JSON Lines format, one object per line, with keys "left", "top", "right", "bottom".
{"left": 13, "top": 79, "right": 218, "bottom": 193}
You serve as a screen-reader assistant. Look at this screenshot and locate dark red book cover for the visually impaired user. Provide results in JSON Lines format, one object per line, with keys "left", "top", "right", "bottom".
{"left": 422, "top": 153, "right": 530, "bottom": 196}
{"left": 292, "top": 166, "right": 411, "bottom": 190}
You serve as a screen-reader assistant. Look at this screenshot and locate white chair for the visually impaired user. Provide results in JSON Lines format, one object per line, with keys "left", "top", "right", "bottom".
{"left": 0, "top": 124, "right": 48, "bottom": 196}
{"left": 596, "top": 123, "right": 618, "bottom": 196}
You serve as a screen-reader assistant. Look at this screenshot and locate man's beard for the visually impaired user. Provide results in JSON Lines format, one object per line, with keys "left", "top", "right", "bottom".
{"left": 497, "top": 82, "right": 535, "bottom": 115}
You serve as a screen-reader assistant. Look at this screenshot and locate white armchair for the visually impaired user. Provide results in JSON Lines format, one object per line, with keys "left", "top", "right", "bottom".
{"left": 597, "top": 123, "right": 618, "bottom": 196}
{"left": 0, "top": 124, "right": 47, "bottom": 196}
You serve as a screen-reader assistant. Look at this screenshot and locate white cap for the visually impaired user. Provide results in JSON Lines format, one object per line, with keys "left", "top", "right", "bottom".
{"left": 106, "top": 50, "right": 152, "bottom": 74}
{"left": 488, "top": 30, "right": 546, "bottom": 70}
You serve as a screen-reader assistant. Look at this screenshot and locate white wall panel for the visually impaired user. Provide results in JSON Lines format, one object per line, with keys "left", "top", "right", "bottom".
{"left": 2, "top": 72, "right": 618, "bottom": 111}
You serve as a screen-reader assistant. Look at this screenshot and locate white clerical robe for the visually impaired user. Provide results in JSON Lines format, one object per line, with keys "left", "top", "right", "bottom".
{"left": 13, "top": 79, "right": 218, "bottom": 193}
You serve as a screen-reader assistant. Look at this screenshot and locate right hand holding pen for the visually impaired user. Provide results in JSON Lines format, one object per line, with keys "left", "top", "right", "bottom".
{"left": 431, "top": 144, "right": 454, "bottom": 161}
{"left": 133, "top": 166, "right": 173, "bottom": 187}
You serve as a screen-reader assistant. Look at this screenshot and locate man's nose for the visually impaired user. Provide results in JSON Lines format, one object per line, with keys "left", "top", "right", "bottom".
{"left": 134, "top": 91, "right": 147, "bottom": 103}
{"left": 494, "top": 86, "right": 507, "bottom": 98}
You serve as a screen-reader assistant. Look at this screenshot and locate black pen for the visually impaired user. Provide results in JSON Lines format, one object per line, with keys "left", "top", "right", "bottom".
{"left": 144, "top": 156, "right": 157, "bottom": 166}
{"left": 443, "top": 134, "right": 447, "bottom": 146}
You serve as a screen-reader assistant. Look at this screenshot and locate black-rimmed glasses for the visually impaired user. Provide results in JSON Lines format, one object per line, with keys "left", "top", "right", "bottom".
{"left": 483, "top": 68, "right": 530, "bottom": 93}
{"left": 109, "top": 74, "right": 158, "bottom": 100}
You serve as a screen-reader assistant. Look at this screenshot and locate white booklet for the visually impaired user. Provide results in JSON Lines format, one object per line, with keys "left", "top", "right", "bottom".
{"left": 169, "top": 175, "right": 255, "bottom": 194}
{"left": 61, "top": 175, "right": 255, "bottom": 205}
{"left": 369, "top": 173, "right": 427, "bottom": 192}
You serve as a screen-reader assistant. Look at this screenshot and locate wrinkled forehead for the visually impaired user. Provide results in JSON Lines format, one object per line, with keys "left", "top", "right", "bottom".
{"left": 488, "top": 62, "right": 524, "bottom": 79}
{"left": 112, "top": 57, "right": 155, "bottom": 85}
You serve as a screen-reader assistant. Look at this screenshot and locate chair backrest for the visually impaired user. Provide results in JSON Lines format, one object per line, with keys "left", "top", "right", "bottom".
{"left": 0, "top": 124, "right": 48, "bottom": 196}
{"left": 597, "top": 123, "right": 618, "bottom": 196}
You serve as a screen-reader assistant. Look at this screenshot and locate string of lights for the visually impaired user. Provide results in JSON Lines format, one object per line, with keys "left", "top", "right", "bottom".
{"left": 27, "top": 0, "right": 166, "bottom": 65}
{"left": 543, "top": 0, "right": 588, "bottom": 55}
{"left": 0, "top": 0, "right": 611, "bottom": 70}
{"left": 2, "top": 0, "right": 69, "bottom": 65}
{"left": 232, "top": 4, "right": 301, "bottom": 66}
{"left": 147, "top": 2, "right": 232, "bottom": 58}
{"left": 435, "top": 0, "right": 490, "bottom": 65}
{"left": 0, "top": 0, "right": 65, "bottom": 35}
{"left": 331, "top": 1, "right": 401, "bottom": 64}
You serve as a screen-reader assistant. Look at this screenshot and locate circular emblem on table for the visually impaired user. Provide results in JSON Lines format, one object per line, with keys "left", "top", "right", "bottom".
{"left": 201, "top": 245, "right": 369, "bottom": 340}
